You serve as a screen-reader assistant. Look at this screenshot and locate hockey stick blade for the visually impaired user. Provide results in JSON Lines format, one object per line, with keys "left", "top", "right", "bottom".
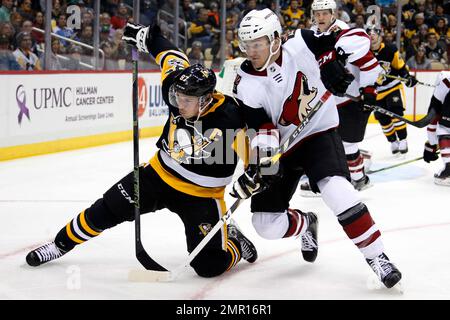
{"left": 364, "top": 104, "right": 436, "bottom": 128}
{"left": 367, "top": 156, "right": 423, "bottom": 174}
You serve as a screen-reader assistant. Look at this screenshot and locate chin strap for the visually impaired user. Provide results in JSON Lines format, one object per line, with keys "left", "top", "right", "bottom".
{"left": 255, "top": 40, "right": 281, "bottom": 72}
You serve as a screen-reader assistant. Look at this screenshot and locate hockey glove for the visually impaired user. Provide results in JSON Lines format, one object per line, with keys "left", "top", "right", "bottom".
{"left": 122, "top": 22, "right": 151, "bottom": 53}
{"left": 423, "top": 141, "right": 439, "bottom": 163}
{"left": 360, "top": 86, "right": 378, "bottom": 105}
{"left": 317, "top": 50, "right": 354, "bottom": 97}
{"left": 230, "top": 165, "right": 266, "bottom": 199}
{"left": 404, "top": 74, "right": 418, "bottom": 88}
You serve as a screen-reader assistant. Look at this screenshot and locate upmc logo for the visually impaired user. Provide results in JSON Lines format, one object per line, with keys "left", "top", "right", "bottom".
{"left": 138, "top": 76, "right": 147, "bottom": 117}
{"left": 16, "top": 85, "right": 30, "bottom": 125}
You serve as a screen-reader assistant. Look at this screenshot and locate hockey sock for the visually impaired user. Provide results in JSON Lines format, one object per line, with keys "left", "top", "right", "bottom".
{"left": 380, "top": 121, "right": 397, "bottom": 142}
{"left": 55, "top": 209, "right": 103, "bottom": 252}
{"left": 226, "top": 238, "right": 242, "bottom": 271}
{"left": 283, "top": 209, "right": 307, "bottom": 238}
{"left": 337, "top": 203, "right": 384, "bottom": 259}
{"left": 346, "top": 150, "right": 365, "bottom": 181}
{"left": 439, "top": 135, "right": 450, "bottom": 165}
{"left": 393, "top": 118, "right": 407, "bottom": 140}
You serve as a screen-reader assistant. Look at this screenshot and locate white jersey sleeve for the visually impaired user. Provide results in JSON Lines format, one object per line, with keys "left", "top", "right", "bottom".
{"left": 433, "top": 71, "right": 450, "bottom": 104}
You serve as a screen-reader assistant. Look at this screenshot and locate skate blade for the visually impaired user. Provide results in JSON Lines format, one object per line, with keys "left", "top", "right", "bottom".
{"left": 366, "top": 275, "right": 404, "bottom": 294}
{"left": 434, "top": 179, "right": 450, "bottom": 186}
{"left": 299, "top": 190, "right": 321, "bottom": 198}
{"left": 128, "top": 269, "right": 173, "bottom": 282}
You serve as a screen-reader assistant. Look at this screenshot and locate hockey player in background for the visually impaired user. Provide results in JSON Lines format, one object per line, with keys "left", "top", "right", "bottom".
{"left": 367, "top": 26, "right": 418, "bottom": 155}
{"left": 231, "top": 8, "right": 402, "bottom": 289}
{"left": 25, "top": 22, "right": 258, "bottom": 278}
{"left": 423, "top": 71, "right": 450, "bottom": 186}
{"left": 301, "top": 0, "right": 375, "bottom": 195}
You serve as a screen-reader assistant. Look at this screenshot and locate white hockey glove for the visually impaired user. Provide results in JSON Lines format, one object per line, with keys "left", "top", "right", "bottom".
{"left": 122, "top": 22, "right": 151, "bottom": 53}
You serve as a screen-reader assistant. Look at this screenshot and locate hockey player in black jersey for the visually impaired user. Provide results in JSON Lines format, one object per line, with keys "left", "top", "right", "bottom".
{"left": 231, "top": 8, "right": 402, "bottom": 289}
{"left": 25, "top": 22, "right": 257, "bottom": 278}
{"left": 368, "top": 26, "right": 418, "bottom": 155}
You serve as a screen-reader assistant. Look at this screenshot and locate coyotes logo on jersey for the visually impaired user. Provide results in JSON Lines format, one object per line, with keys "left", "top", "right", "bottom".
{"left": 279, "top": 72, "right": 317, "bottom": 126}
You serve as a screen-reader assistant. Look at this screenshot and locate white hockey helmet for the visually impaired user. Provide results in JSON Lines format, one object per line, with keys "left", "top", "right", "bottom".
{"left": 311, "top": 0, "right": 337, "bottom": 12}
{"left": 238, "top": 8, "right": 282, "bottom": 46}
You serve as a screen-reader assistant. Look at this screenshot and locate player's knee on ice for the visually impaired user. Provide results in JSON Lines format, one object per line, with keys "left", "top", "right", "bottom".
{"left": 190, "top": 248, "right": 231, "bottom": 278}
{"left": 251, "top": 212, "right": 288, "bottom": 240}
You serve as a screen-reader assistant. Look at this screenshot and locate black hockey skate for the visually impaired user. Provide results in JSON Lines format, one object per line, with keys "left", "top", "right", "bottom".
{"left": 228, "top": 220, "right": 258, "bottom": 263}
{"left": 351, "top": 175, "right": 372, "bottom": 191}
{"left": 26, "top": 241, "right": 67, "bottom": 267}
{"left": 298, "top": 211, "right": 319, "bottom": 263}
{"left": 299, "top": 181, "right": 321, "bottom": 197}
{"left": 434, "top": 163, "right": 450, "bottom": 186}
{"left": 366, "top": 253, "right": 402, "bottom": 288}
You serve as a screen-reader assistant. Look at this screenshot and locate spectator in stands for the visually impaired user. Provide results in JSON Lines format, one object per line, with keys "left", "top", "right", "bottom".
{"left": 350, "top": 14, "right": 366, "bottom": 29}
{"left": 432, "top": 5, "right": 450, "bottom": 28}
{"left": 243, "top": 0, "right": 258, "bottom": 17}
{"left": 13, "top": 31, "right": 41, "bottom": 70}
{"left": 54, "top": 14, "right": 76, "bottom": 48}
{"left": 337, "top": 6, "right": 351, "bottom": 24}
{"left": 425, "top": 32, "right": 448, "bottom": 64}
{"left": 350, "top": 2, "right": 366, "bottom": 21}
{"left": 0, "top": 0, "right": 13, "bottom": 23}
{"left": 0, "top": 33, "right": 20, "bottom": 70}
{"left": 42, "top": 38, "right": 63, "bottom": 70}
{"left": 405, "top": 33, "right": 423, "bottom": 61}
{"left": 0, "top": 21, "right": 14, "bottom": 44}
{"left": 430, "top": 18, "right": 450, "bottom": 46}
{"left": 32, "top": 11, "right": 45, "bottom": 44}
{"left": 78, "top": 24, "right": 93, "bottom": 56}
{"left": 226, "top": 0, "right": 241, "bottom": 18}
{"left": 189, "top": 8, "right": 215, "bottom": 48}
{"left": 18, "top": 0, "right": 34, "bottom": 22}
{"left": 405, "top": 13, "right": 427, "bottom": 40}
{"left": 406, "top": 45, "right": 431, "bottom": 69}
{"left": 111, "top": 2, "right": 129, "bottom": 30}
{"left": 51, "top": 0, "right": 64, "bottom": 21}
{"left": 101, "top": 40, "right": 118, "bottom": 70}
{"left": 63, "top": 45, "right": 87, "bottom": 70}
{"left": 10, "top": 12, "right": 23, "bottom": 36}
{"left": 100, "top": 24, "right": 112, "bottom": 43}
{"left": 182, "top": 0, "right": 197, "bottom": 22}
{"left": 208, "top": 2, "right": 220, "bottom": 29}
{"left": 81, "top": 9, "right": 94, "bottom": 29}
{"left": 283, "top": 0, "right": 305, "bottom": 30}
{"left": 187, "top": 40, "right": 205, "bottom": 65}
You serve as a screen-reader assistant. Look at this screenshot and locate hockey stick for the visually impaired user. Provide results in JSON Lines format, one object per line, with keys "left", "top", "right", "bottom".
{"left": 383, "top": 74, "right": 436, "bottom": 88}
{"left": 129, "top": 90, "right": 333, "bottom": 282}
{"left": 367, "top": 156, "right": 423, "bottom": 174}
{"left": 364, "top": 103, "right": 436, "bottom": 128}
{"left": 131, "top": 49, "right": 167, "bottom": 272}
{"left": 345, "top": 94, "right": 436, "bottom": 128}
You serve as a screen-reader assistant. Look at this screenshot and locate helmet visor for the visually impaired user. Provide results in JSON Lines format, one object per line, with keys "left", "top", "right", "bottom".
{"left": 238, "top": 37, "right": 271, "bottom": 53}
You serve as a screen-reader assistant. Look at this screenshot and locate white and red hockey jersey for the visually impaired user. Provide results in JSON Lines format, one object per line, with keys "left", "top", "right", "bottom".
{"left": 234, "top": 29, "right": 339, "bottom": 152}
{"left": 433, "top": 71, "right": 450, "bottom": 106}
{"left": 331, "top": 28, "right": 383, "bottom": 106}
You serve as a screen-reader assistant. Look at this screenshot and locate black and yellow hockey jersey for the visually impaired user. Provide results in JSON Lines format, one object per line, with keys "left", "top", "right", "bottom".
{"left": 146, "top": 29, "right": 246, "bottom": 199}
{"left": 372, "top": 42, "right": 409, "bottom": 100}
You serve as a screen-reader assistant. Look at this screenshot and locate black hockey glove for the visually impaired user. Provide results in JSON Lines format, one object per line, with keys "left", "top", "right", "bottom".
{"left": 423, "top": 141, "right": 439, "bottom": 163}
{"left": 404, "top": 74, "right": 418, "bottom": 88}
{"left": 359, "top": 86, "right": 378, "bottom": 105}
{"left": 122, "top": 22, "right": 151, "bottom": 53}
{"left": 230, "top": 165, "right": 267, "bottom": 199}
{"left": 317, "top": 50, "right": 354, "bottom": 97}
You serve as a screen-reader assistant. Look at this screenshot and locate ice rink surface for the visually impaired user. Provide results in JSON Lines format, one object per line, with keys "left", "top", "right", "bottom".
{"left": 1, "top": 123, "right": 449, "bottom": 300}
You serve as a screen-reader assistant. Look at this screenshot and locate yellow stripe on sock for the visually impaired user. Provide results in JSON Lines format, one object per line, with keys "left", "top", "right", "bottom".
{"left": 66, "top": 223, "right": 84, "bottom": 244}
{"left": 80, "top": 211, "right": 101, "bottom": 236}
{"left": 226, "top": 240, "right": 241, "bottom": 271}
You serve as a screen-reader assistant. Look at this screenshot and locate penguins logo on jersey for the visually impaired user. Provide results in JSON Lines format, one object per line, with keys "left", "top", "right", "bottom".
{"left": 162, "top": 115, "right": 223, "bottom": 164}
{"left": 279, "top": 72, "right": 317, "bottom": 126}
{"left": 379, "top": 60, "right": 391, "bottom": 75}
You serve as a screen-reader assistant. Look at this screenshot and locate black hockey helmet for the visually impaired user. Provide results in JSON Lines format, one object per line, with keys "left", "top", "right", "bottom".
{"left": 172, "top": 64, "right": 216, "bottom": 97}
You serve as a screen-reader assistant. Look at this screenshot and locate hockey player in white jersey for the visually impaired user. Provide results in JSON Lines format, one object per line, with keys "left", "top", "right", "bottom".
{"left": 301, "top": 0, "right": 375, "bottom": 195}
{"left": 423, "top": 71, "right": 450, "bottom": 186}
{"left": 231, "top": 8, "right": 402, "bottom": 289}
{"left": 310, "top": 0, "right": 349, "bottom": 35}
